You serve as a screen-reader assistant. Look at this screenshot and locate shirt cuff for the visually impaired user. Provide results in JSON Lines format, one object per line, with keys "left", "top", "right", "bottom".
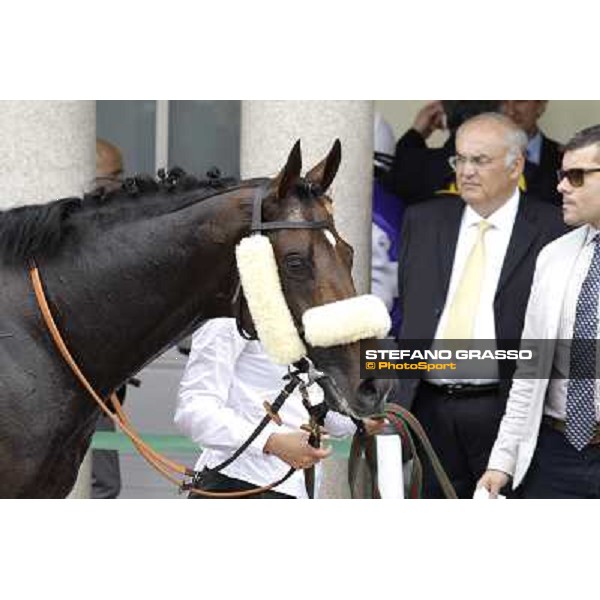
{"left": 487, "top": 443, "right": 517, "bottom": 478}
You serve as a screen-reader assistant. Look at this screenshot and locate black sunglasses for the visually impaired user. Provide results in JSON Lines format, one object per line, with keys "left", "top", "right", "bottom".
{"left": 557, "top": 167, "right": 600, "bottom": 188}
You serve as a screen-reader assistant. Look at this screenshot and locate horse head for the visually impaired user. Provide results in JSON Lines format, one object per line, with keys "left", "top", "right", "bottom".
{"left": 236, "top": 140, "right": 392, "bottom": 419}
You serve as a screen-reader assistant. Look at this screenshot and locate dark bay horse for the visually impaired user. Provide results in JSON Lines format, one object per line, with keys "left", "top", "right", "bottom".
{"left": 0, "top": 140, "right": 390, "bottom": 498}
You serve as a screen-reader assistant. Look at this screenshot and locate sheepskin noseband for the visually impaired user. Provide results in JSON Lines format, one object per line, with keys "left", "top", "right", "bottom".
{"left": 235, "top": 234, "right": 391, "bottom": 365}
{"left": 302, "top": 294, "right": 391, "bottom": 347}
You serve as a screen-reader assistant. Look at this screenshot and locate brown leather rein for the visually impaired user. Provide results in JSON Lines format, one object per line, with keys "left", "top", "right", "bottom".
{"left": 29, "top": 261, "right": 306, "bottom": 498}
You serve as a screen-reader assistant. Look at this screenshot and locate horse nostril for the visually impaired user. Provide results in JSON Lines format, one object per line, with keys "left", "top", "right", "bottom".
{"left": 358, "top": 377, "right": 378, "bottom": 397}
{"left": 357, "top": 377, "right": 390, "bottom": 416}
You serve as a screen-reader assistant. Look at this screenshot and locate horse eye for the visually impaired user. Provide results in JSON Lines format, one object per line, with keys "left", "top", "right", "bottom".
{"left": 284, "top": 253, "right": 310, "bottom": 276}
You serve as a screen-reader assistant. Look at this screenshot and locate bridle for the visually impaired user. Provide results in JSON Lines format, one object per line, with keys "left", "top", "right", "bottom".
{"left": 233, "top": 182, "right": 330, "bottom": 342}
{"left": 229, "top": 182, "right": 346, "bottom": 496}
{"left": 28, "top": 182, "right": 338, "bottom": 499}
{"left": 248, "top": 182, "right": 330, "bottom": 233}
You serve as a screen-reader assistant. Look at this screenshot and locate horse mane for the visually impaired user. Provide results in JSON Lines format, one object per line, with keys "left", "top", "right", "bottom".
{"left": 0, "top": 168, "right": 241, "bottom": 266}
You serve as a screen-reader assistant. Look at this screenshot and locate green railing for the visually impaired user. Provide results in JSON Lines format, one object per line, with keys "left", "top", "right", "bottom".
{"left": 92, "top": 431, "right": 352, "bottom": 456}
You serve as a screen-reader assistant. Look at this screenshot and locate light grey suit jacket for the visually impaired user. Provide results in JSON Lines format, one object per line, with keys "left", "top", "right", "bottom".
{"left": 488, "top": 225, "right": 591, "bottom": 488}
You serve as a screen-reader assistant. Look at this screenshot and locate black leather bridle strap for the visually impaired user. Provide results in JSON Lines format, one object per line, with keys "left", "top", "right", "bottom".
{"left": 250, "top": 184, "right": 266, "bottom": 231}
{"left": 202, "top": 375, "right": 300, "bottom": 475}
{"left": 250, "top": 185, "right": 329, "bottom": 233}
{"left": 253, "top": 221, "right": 331, "bottom": 231}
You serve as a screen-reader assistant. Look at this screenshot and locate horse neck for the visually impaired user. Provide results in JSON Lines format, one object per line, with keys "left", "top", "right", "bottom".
{"left": 43, "top": 187, "right": 254, "bottom": 395}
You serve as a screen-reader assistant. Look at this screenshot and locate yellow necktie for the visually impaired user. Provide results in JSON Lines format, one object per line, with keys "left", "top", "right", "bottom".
{"left": 442, "top": 220, "right": 492, "bottom": 339}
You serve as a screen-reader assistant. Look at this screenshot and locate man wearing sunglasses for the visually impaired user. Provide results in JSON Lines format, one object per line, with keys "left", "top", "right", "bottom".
{"left": 479, "top": 124, "right": 600, "bottom": 498}
{"left": 396, "top": 113, "right": 566, "bottom": 498}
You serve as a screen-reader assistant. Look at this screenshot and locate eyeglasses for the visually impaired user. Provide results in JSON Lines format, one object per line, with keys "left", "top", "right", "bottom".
{"left": 557, "top": 167, "right": 600, "bottom": 188}
{"left": 448, "top": 154, "right": 498, "bottom": 171}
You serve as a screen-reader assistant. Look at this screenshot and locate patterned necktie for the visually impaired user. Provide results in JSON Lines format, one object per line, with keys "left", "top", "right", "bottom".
{"left": 565, "top": 234, "right": 600, "bottom": 451}
{"left": 443, "top": 220, "right": 492, "bottom": 339}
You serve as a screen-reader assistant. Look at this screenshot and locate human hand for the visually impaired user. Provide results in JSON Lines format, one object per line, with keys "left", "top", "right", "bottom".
{"left": 413, "top": 101, "right": 446, "bottom": 139}
{"left": 362, "top": 417, "right": 386, "bottom": 436}
{"left": 476, "top": 469, "right": 510, "bottom": 498}
{"left": 264, "top": 431, "right": 332, "bottom": 470}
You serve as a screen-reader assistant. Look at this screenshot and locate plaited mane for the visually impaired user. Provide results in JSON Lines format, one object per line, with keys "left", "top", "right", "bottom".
{"left": 0, "top": 168, "right": 238, "bottom": 266}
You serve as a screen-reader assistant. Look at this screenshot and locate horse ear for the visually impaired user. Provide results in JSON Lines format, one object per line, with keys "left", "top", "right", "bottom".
{"left": 305, "top": 139, "right": 342, "bottom": 194}
{"left": 273, "top": 140, "right": 302, "bottom": 199}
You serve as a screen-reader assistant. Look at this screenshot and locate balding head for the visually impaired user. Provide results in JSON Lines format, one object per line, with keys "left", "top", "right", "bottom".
{"left": 453, "top": 113, "right": 527, "bottom": 216}
{"left": 457, "top": 113, "right": 528, "bottom": 165}
{"left": 95, "top": 138, "right": 123, "bottom": 191}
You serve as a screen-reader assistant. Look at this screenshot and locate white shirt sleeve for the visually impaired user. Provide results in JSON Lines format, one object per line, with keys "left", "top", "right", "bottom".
{"left": 323, "top": 410, "right": 357, "bottom": 438}
{"left": 174, "top": 319, "right": 277, "bottom": 454}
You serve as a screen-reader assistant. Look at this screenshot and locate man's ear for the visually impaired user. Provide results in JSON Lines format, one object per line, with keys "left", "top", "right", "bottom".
{"left": 511, "top": 152, "right": 526, "bottom": 181}
{"left": 305, "top": 139, "right": 342, "bottom": 194}
{"left": 272, "top": 140, "right": 302, "bottom": 199}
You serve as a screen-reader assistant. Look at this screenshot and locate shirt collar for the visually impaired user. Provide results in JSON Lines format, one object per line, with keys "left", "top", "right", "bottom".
{"left": 585, "top": 224, "right": 600, "bottom": 246}
{"left": 526, "top": 131, "right": 543, "bottom": 165}
{"left": 463, "top": 188, "right": 520, "bottom": 232}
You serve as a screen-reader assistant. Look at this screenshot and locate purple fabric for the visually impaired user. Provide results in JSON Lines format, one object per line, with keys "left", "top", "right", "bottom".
{"left": 372, "top": 179, "right": 405, "bottom": 335}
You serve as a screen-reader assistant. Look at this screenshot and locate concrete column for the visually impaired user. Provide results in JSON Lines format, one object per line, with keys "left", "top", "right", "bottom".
{"left": 241, "top": 100, "right": 374, "bottom": 498}
{"left": 0, "top": 101, "right": 95, "bottom": 208}
{"left": 0, "top": 101, "right": 96, "bottom": 497}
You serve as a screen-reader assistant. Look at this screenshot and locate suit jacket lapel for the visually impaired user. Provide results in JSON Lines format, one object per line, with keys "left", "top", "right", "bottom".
{"left": 496, "top": 196, "right": 536, "bottom": 295}
{"left": 437, "top": 198, "right": 464, "bottom": 297}
{"left": 539, "top": 135, "right": 552, "bottom": 170}
{"left": 544, "top": 227, "right": 588, "bottom": 338}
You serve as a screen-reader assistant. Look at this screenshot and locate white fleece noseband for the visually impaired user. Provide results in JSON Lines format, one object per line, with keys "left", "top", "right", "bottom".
{"left": 303, "top": 295, "right": 391, "bottom": 347}
{"left": 236, "top": 234, "right": 391, "bottom": 365}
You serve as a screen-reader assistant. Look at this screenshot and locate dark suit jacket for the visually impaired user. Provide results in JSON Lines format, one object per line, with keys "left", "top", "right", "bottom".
{"left": 524, "top": 134, "right": 563, "bottom": 206}
{"left": 395, "top": 193, "right": 567, "bottom": 407}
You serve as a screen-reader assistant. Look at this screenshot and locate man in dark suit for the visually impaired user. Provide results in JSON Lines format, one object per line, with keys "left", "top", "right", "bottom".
{"left": 501, "top": 101, "right": 563, "bottom": 206}
{"left": 396, "top": 113, "right": 566, "bottom": 498}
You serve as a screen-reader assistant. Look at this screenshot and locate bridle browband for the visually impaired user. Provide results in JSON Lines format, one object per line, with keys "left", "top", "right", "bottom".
{"left": 249, "top": 183, "right": 331, "bottom": 233}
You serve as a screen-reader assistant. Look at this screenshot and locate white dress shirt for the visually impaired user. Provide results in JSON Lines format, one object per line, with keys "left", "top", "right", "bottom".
{"left": 427, "top": 188, "right": 520, "bottom": 384}
{"left": 175, "top": 318, "right": 356, "bottom": 498}
{"left": 546, "top": 225, "right": 600, "bottom": 421}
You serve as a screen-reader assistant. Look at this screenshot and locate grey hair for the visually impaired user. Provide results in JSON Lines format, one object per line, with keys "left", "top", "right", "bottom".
{"left": 457, "top": 112, "right": 528, "bottom": 167}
